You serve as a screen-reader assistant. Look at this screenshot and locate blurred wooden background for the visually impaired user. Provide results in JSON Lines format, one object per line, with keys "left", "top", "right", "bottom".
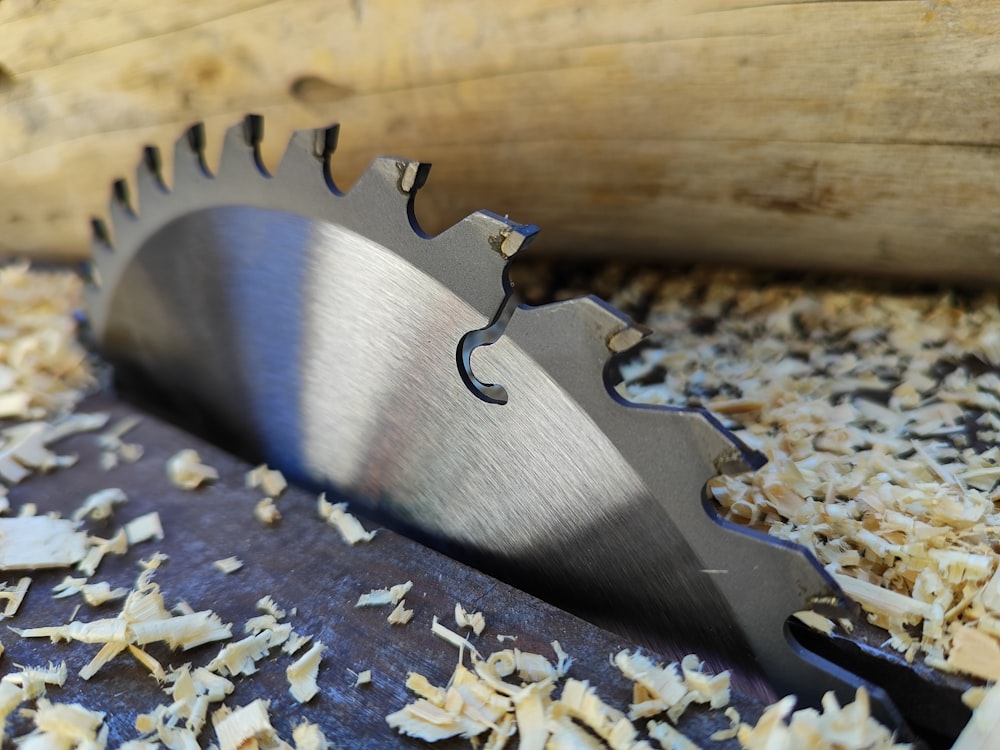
{"left": 3, "top": 0, "right": 1000, "bottom": 280}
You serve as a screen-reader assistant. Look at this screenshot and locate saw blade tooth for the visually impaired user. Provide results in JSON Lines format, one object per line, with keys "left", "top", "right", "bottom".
{"left": 135, "top": 145, "right": 169, "bottom": 212}
{"left": 275, "top": 124, "right": 343, "bottom": 198}
{"left": 107, "top": 178, "right": 138, "bottom": 245}
{"left": 172, "top": 122, "right": 213, "bottom": 185}
{"left": 84, "top": 218, "right": 113, "bottom": 296}
{"left": 218, "top": 114, "right": 271, "bottom": 181}
{"left": 443, "top": 210, "right": 540, "bottom": 261}
{"left": 428, "top": 211, "right": 538, "bottom": 321}
{"left": 341, "top": 156, "right": 430, "bottom": 240}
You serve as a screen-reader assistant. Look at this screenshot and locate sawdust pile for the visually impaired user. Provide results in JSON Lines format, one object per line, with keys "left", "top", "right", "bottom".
{"left": 0, "top": 263, "right": 93, "bottom": 420}
{"left": 614, "top": 267, "right": 1000, "bottom": 679}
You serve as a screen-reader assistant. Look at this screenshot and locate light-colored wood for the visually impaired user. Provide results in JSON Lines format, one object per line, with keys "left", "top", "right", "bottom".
{"left": 3, "top": 0, "right": 1000, "bottom": 280}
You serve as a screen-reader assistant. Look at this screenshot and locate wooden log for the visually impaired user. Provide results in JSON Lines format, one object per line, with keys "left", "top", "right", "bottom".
{"left": 2, "top": 0, "right": 1000, "bottom": 281}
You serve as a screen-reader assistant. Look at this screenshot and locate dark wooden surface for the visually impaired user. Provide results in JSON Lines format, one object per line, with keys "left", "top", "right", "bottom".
{"left": 0, "top": 393, "right": 763, "bottom": 746}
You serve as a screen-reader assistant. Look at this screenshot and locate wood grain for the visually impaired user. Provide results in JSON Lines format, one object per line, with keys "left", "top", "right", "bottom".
{"left": 2, "top": 0, "right": 1000, "bottom": 280}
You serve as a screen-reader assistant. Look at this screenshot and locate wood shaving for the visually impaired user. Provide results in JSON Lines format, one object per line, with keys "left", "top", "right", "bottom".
{"left": 387, "top": 600, "right": 414, "bottom": 626}
{"left": 213, "top": 556, "right": 243, "bottom": 575}
{"left": 0, "top": 575, "right": 30, "bottom": 618}
{"left": 387, "top": 631, "right": 618, "bottom": 748}
{"left": 431, "top": 615, "right": 481, "bottom": 660}
{"left": 71, "top": 487, "right": 127, "bottom": 521}
{"left": 354, "top": 669, "right": 372, "bottom": 687}
{"left": 97, "top": 415, "right": 144, "bottom": 470}
{"left": 317, "top": 493, "right": 376, "bottom": 544}
{"left": 710, "top": 706, "right": 742, "bottom": 741}
{"left": 792, "top": 610, "right": 836, "bottom": 636}
{"left": 292, "top": 720, "right": 330, "bottom": 750}
{"left": 214, "top": 699, "right": 278, "bottom": 750}
{"left": 14, "top": 554, "right": 231, "bottom": 679}
{"left": 52, "top": 576, "right": 128, "bottom": 606}
{"left": 953, "top": 680, "right": 1000, "bottom": 749}
{"left": 455, "top": 602, "right": 486, "bottom": 635}
{"left": 246, "top": 464, "right": 288, "bottom": 498}
{"left": 123, "top": 512, "right": 163, "bottom": 545}
{"left": 356, "top": 580, "right": 413, "bottom": 608}
{"left": 0, "top": 265, "right": 94, "bottom": 419}
{"left": 0, "top": 516, "right": 88, "bottom": 570}
{"left": 254, "top": 496, "right": 281, "bottom": 524}
{"left": 647, "top": 719, "right": 700, "bottom": 750}
{"left": 286, "top": 641, "right": 325, "bottom": 703}
{"left": 166, "top": 449, "right": 219, "bottom": 490}
{"left": 613, "top": 650, "right": 729, "bottom": 723}
{"left": 735, "top": 688, "right": 908, "bottom": 750}
{"left": 76, "top": 528, "right": 129, "bottom": 576}
{"left": 20, "top": 698, "right": 108, "bottom": 747}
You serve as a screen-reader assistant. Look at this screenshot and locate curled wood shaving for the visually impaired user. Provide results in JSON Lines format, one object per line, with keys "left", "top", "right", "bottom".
{"left": 52, "top": 576, "right": 128, "bottom": 606}
{"left": 254, "top": 496, "right": 281, "bottom": 524}
{"left": 71, "top": 487, "right": 127, "bottom": 521}
{"left": 735, "top": 688, "right": 908, "bottom": 750}
{"left": 613, "top": 650, "right": 729, "bottom": 723}
{"left": 97, "top": 415, "right": 143, "bottom": 470}
{"left": 387, "top": 600, "right": 414, "bottom": 626}
{"left": 455, "top": 602, "right": 486, "bottom": 635}
{"left": 389, "top": 629, "right": 665, "bottom": 749}
{"left": 0, "top": 265, "right": 94, "bottom": 419}
{"left": 166, "top": 449, "right": 219, "bottom": 490}
{"left": 356, "top": 580, "right": 412, "bottom": 608}
{"left": 292, "top": 721, "right": 330, "bottom": 750}
{"left": 286, "top": 641, "right": 325, "bottom": 703}
{"left": 245, "top": 464, "right": 287, "bottom": 498}
{"left": 214, "top": 699, "right": 277, "bottom": 750}
{"left": 0, "top": 575, "right": 30, "bottom": 618}
{"left": 317, "top": 493, "right": 376, "bottom": 544}
{"left": 14, "top": 554, "right": 231, "bottom": 679}
{"left": 21, "top": 698, "right": 108, "bottom": 747}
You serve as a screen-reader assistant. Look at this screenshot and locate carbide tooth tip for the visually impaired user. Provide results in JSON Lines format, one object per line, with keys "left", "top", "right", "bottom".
{"left": 219, "top": 115, "right": 269, "bottom": 177}
{"left": 242, "top": 113, "right": 264, "bottom": 146}
{"left": 313, "top": 124, "right": 340, "bottom": 159}
{"left": 110, "top": 179, "right": 136, "bottom": 220}
{"left": 459, "top": 211, "right": 539, "bottom": 260}
{"left": 136, "top": 145, "right": 168, "bottom": 201}
{"left": 90, "top": 218, "right": 112, "bottom": 250}
{"left": 398, "top": 160, "right": 430, "bottom": 194}
{"left": 345, "top": 156, "right": 424, "bottom": 211}
{"left": 607, "top": 324, "right": 649, "bottom": 354}
{"left": 174, "top": 122, "right": 212, "bottom": 181}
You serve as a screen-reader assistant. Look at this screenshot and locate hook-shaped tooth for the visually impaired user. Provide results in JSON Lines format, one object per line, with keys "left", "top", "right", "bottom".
{"left": 108, "top": 178, "right": 137, "bottom": 228}
{"left": 217, "top": 114, "right": 270, "bottom": 182}
{"left": 272, "top": 125, "right": 342, "bottom": 212}
{"left": 90, "top": 217, "right": 112, "bottom": 253}
{"left": 135, "top": 145, "right": 168, "bottom": 209}
{"left": 172, "top": 122, "right": 212, "bottom": 186}
{"left": 339, "top": 156, "right": 431, "bottom": 246}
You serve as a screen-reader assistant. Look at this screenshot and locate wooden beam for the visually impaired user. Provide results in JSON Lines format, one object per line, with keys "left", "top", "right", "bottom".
{"left": 2, "top": 0, "right": 1000, "bottom": 280}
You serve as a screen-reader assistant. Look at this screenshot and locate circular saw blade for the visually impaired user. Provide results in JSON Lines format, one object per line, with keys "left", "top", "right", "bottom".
{"left": 86, "top": 115, "right": 902, "bottom": 724}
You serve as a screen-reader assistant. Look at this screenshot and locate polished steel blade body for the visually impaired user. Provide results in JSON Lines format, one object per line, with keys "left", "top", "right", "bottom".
{"left": 87, "top": 117, "right": 899, "bottom": 718}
